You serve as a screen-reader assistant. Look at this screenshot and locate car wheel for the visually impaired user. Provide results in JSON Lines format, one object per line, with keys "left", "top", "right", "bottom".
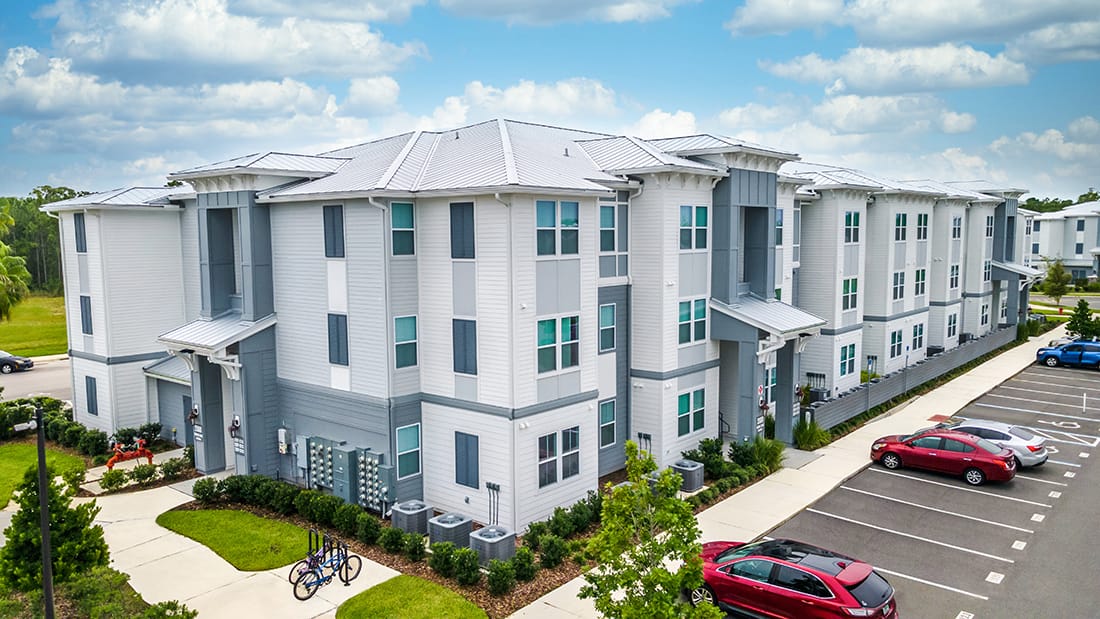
{"left": 689, "top": 584, "right": 716, "bottom": 607}
{"left": 964, "top": 467, "right": 986, "bottom": 486}
{"left": 0, "top": 364, "right": 12, "bottom": 374}
{"left": 1013, "top": 456, "right": 1023, "bottom": 469}
{"left": 1043, "top": 356, "right": 1060, "bottom": 367}
{"left": 881, "top": 453, "right": 902, "bottom": 470}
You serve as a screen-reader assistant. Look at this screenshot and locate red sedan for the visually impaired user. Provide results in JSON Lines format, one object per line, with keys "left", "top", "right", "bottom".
{"left": 690, "top": 538, "right": 898, "bottom": 618}
{"left": 871, "top": 428, "right": 1016, "bottom": 485}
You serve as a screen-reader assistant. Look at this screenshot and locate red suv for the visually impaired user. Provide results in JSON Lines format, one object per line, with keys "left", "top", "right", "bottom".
{"left": 871, "top": 428, "right": 1016, "bottom": 485}
{"left": 691, "top": 538, "right": 898, "bottom": 618}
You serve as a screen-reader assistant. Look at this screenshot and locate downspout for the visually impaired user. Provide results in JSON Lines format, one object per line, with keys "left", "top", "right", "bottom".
{"left": 367, "top": 196, "right": 396, "bottom": 500}
{"left": 494, "top": 192, "right": 517, "bottom": 529}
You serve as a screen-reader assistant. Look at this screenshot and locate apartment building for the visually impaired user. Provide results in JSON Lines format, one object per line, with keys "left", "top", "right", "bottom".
{"left": 44, "top": 120, "right": 827, "bottom": 530}
{"left": 1030, "top": 200, "right": 1100, "bottom": 279}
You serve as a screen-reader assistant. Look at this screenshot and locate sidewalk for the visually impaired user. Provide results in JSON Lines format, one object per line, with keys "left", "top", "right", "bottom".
{"left": 511, "top": 326, "right": 1063, "bottom": 618}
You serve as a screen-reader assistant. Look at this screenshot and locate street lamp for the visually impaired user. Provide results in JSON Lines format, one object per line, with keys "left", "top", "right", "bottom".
{"left": 13, "top": 408, "right": 55, "bottom": 619}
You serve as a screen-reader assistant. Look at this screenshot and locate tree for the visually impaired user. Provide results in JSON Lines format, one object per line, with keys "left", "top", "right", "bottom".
{"left": 0, "top": 466, "right": 109, "bottom": 591}
{"left": 0, "top": 185, "right": 87, "bottom": 293}
{"left": 580, "top": 441, "right": 723, "bottom": 619}
{"left": 1042, "top": 258, "right": 1073, "bottom": 307}
{"left": 1066, "top": 299, "right": 1099, "bottom": 339}
{"left": 0, "top": 206, "right": 32, "bottom": 321}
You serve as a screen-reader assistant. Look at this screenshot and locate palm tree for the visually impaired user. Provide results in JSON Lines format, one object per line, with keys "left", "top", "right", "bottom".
{"left": 0, "top": 207, "right": 31, "bottom": 321}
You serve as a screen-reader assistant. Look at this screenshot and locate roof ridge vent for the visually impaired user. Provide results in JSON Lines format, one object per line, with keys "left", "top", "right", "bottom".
{"left": 455, "top": 131, "right": 460, "bottom": 140}
{"left": 563, "top": 147, "right": 570, "bottom": 157}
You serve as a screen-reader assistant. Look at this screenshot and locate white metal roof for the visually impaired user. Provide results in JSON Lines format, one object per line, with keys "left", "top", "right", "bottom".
{"left": 143, "top": 355, "right": 191, "bottom": 385}
{"left": 944, "top": 180, "right": 1028, "bottom": 196}
{"left": 578, "top": 136, "right": 726, "bottom": 176}
{"left": 1034, "top": 200, "right": 1100, "bottom": 220}
{"left": 782, "top": 162, "right": 940, "bottom": 196}
{"left": 649, "top": 134, "right": 799, "bottom": 160}
{"left": 39, "top": 187, "right": 177, "bottom": 212}
{"left": 992, "top": 261, "right": 1042, "bottom": 280}
{"left": 158, "top": 311, "right": 276, "bottom": 353}
{"left": 710, "top": 296, "right": 826, "bottom": 338}
{"left": 171, "top": 152, "right": 349, "bottom": 179}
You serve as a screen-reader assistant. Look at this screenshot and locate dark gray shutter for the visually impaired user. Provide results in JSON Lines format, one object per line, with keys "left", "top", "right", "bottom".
{"left": 74, "top": 213, "right": 87, "bottom": 253}
{"left": 328, "top": 314, "right": 348, "bottom": 365}
{"left": 79, "top": 295, "right": 93, "bottom": 334}
{"left": 452, "top": 319, "right": 478, "bottom": 375}
{"left": 455, "top": 431, "right": 479, "bottom": 488}
{"left": 324, "top": 205, "right": 344, "bottom": 258}
{"left": 85, "top": 376, "right": 98, "bottom": 416}
{"left": 450, "top": 203, "right": 475, "bottom": 259}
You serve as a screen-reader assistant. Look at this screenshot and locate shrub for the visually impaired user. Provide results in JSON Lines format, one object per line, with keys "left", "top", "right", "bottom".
{"left": 403, "top": 532, "right": 426, "bottom": 562}
{"left": 764, "top": 413, "right": 775, "bottom": 439}
{"left": 538, "top": 534, "right": 567, "bottom": 569}
{"left": 62, "top": 468, "right": 87, "bottom": 493}
{"left": 727, "top": 440, "right": 755, "bottom": 468}
{"left": 293, "top": 490, "right": 321, "bottom": 520}
{"left": 268, "top": 482, "right": 301, "bottom": 515}
{"left": 99, "top": 469, "right": 128, "bottom": 492}
{"left": 46, "top": 416, "right": 69, "bottom": 441}
{"left": 793, "top": 419, "right": 832, "bottom": 451}
{"left": 547, "top": 506, "right": 575, "bottom": 538}
{"left": 429, "top": 541, "right": 456, "bottom": 577}
{"left": 523, "top": 521, "right": 548, "bottom": 551}
{"left": 682, "top": 437, "right": 728, "bottom": 479}
{"left": 0, "top": 404, "right": 32, "bottom": 440}
{"left": 309, "top": 494, "right": 344, "bottom": 526}
{"left": 191, "top": 477, "right": 220, "bottom": 504}
{"left": 142, "top": 600, "right": 198, "bottom": 618}
{"left": 129, "top": 463, "right": 158, "bottom": 485}
{"left": 487, "top": 559, "right": 516, "bottom": 595}
{"left": 62, "top": 424, "right": 86, "bottom": 449}
{"left": 750, "top": 437, "right": 785, "bottom": 472}
{"left": 92, "top": 454, "right": 110, "bottom": 467}
{"left": 217, "top": 475, "right": 250, "bottom": 503}
{"left": 452, "top": 547, "right": 482, "bottom": 586}
{"left": 182, "top": 445, "right": 195, "bottom": 466}
{"left": 113, "top": 427, "right": 140, "bottom": 447}
{"left": 158, "top": 457, "right": 188, "bottom": 481}
{"left": 138, "top": 422, "right": 163, "bottom": 443}
{"left": 356, "top": 512, "right": 382, "bottom": 545}
{"left": 512, "top": 546, "right": 537, "bottom": 581}
{"left": 714, "top": 478, "right": 733, "bottom": 493}
{"left": 585, "top": 489, "right": 603, "bottom": 525}
{"left": 569, "top": 500, "right": 594, "bottom": 534}
{"left": 334, "top": 503, "right": 362, "bottom": 537}
{"left": 78, "top": 429, "right": 110, "bottom": 456}
{"left": 378, "top": 527, "right": 406, "bottom": 554}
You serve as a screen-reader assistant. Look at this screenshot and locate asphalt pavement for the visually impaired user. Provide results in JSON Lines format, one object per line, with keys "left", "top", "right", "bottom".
{"left": 0, "top": 354, "right": 72, "bottom": 401}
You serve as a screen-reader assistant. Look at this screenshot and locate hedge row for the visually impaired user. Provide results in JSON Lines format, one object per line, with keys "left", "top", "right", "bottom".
{"left": 680, "top": 436, "right": 787, "bottom": 509}
{"left": 98, "top": 457, "right": 192, "bottom": 492}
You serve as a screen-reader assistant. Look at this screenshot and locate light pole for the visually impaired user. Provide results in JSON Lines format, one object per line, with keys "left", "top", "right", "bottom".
{"left": 14, "top": 407, "right": 54, "bottom": 619}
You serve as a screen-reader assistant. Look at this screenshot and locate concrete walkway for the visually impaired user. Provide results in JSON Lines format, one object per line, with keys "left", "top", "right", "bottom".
{"left": 511, "top": 326, "right": 1064, "bottom": 618}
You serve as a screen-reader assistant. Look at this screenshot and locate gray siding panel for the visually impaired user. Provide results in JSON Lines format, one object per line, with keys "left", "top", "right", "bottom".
{"left": 390, "top": 259, "right": 419, "bottom": 316}
{"left": 156, "top": 381, "right": 192, "bottom": 446}
{"left": 451, "top": 261, "right": 476, "bottom": 317}
{"left": 240, "top": 328, "right": 279, "bottom": 477}
{"left": 597, "top": 285, "right": 630, "bottom": 476}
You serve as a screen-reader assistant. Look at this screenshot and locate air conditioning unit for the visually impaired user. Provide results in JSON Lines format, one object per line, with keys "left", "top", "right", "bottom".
{"left": 469, "top": 525, "right": 516, "bottom": 565}
{"left": 428, "top": 512, "right": 473, "bottom": 548}
{"left": 809, "top": 388, "right": 829, "bottom": 403}
{"left": 670, "top": 459, "right": 704, "bottom": 492}
{"left": 392, "top": 500, "right": 432, "bottom": 535}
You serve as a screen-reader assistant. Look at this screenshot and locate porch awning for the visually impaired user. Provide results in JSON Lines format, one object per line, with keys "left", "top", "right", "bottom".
{"left": 143, "top": 355, "right": 191, "bottom": 385}
{"left": 992, "top": 261, "right": 1042, "bottom": 280}
{"left": 710, "top": 295, "right": 826, "bottom": 339}
{"left": 158, "top": 311, "right": 276, "bottom": 354}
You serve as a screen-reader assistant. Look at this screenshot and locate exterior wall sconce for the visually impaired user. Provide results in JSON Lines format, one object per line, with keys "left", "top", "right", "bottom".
{"left": 187, "top": 407, "right": 199, "bottom": 425}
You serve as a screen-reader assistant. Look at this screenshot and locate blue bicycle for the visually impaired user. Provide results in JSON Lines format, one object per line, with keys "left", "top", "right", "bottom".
{"left": 291, "top": 533, "right": 361, "bottom": 601}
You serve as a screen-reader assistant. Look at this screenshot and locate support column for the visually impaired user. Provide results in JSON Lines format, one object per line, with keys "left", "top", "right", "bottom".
{"left": 775, "top": 341, "right": 797, "bottom": 445}
{"left": 736, "top": 341, "right": 761, "bottom": 443}
{"left": 192, "top": 358, "right": 226, "bottom": 474}
{"left": 1006, "top": 276, "right": 1021, "bottom": 325}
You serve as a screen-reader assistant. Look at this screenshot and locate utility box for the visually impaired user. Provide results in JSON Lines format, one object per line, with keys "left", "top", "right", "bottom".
{"left": 470, "top": 525, "right": 516, "bottom": 565}
{"left": 429, "top": 513, "right": 473, "bottom": 548}
{"left": 332, "top": 445, "right": 359, "bottom": 504}
{"left": 671, "top": 459, "right": 704, "bottom": 492}
{"left": 392, "top": 500, "right": 432, "bottom": 535}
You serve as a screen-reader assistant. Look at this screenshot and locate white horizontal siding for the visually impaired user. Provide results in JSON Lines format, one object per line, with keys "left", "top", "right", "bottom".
{"left": 180, "top": 202, "right": 202, "bottom": 321}
{"left": 71, "top": 356, "right": 112, "bottom": 434}
{"left": 416, "top": 197, "right": 456, "bottom": 397}
{"left": 512, "top": 196, "right": 537, "bottom": 408}
{"left": 658, "top": 368, "right": 718, "bottom": 469}
{"left": 345, "top": 200, "right": 389, "bottom": 397}
{"left": 271, "top": 203, "right": 329, "bottom": 387}
{"left": 111, "top": 361, "right": 153, "bottom": 430}
{"left": 514, "top": 400, "right": 599, "bottom": 530}
{"left": 476, "top": 196, "right": 512, "bottom": 407}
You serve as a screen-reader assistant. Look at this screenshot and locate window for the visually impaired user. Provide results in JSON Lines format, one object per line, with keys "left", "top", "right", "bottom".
{"left": 892, "top": 271, "right": 905, "bottom": 300}
{"left": 677, "top": 388, "right": 705, "bottom": 436}
{"left": 452, "top": 319, "right": 478, "bottom": 375}
{"left": 914, "top": 269, "right": 926, "bottom": 296}
{"left": 394, "top": 316, "right": 417, "bottom": 368}
{"left": 911, "top": 436, "right": 942, "bottom": 449}
{"left": 328, "top": 314, "right": 348, "bottom": 366}
{"left": 894, "top": 213, "right": 907, "bottom": 241}
{"left": 599, "top": 304, "right": 616, "bottom": 352}
{"left": 764, "top": 367, "right": 777, "bottom": 403}
{"left": 731, "top": 559, "right": 774, "bottom": 582}
{"left": 79, "top": 295, "right": 93, "bottom": 335}
{"left": 1000, "top": 299, "right": 1008, "bottom": 320}
{"left": 74, "top": 213, "right": 87, "bottom": 253}
{"left": 775, "top": 209, "right": 784, "bottom": 246}
{"left": 536, "top": 200, "right": 579, "bottom": 256}
{"left": 1076, "top": 242, "right": 1085, "bottom": 255}
{"left": 983, "top": 260, "right": 992, "bottom": 282}
{"left": 538, "top": 432, "right": 557, "bottom": 487}
{"left": 985, "top": 215, "right": 994, "bottom": 238}
{"left": 775, "top": 565, "right": 831, "bottom": 598}
{"left": 889, "top": 330, "right": 903, "bottom": 358}
{"left": 947, "top": 313, "right": 958, "bottom": 338}
{"left": 561, "top": 427, "right": 580, "bottom": 479}
{"left": 450, "top": 202, "right": 475, "bottom": 259}
{"left": 1031, "top": 242, "right": 1040, "bottom": 254}
{"left": 85, "top": 376, "right": 98, "bottom": 416}
{"left": 949, "top": 264, "right": 960, "bottom": 289}
{"left": 844, "top": 211, "right": 860, "bottom": 243}
{"left": 680, "top": 205, "right": 708, "bottom": 250}
{"left": 840, "top": 343, "right": 856, "bottom": 376}
{"left": 396, "top": 424, "right": 421, "bottom": 479}
{"left": 537, "top": 316, "right": 579, "bottom": 373}
{"left": 951, "top": 216, "right": 962, "bottom": 239}
{"left": 981, "top": 303, "right": 990, "bottom": 326}
{"left": 391, "top": 202, "right": 415, "bottom": 255}
{"left": 323, "top": 205, "right": 344, "bottom": 258}
{"left": 912, "top": 323, "right": 924, "bottom": 350}
{"left": 599, "top": 400, "right": 616, "bottom": 448}
{"left": 1032, "top": 220, "right": 1040, "bottom": 232}
{"left": 1025, "top": 219, "right": 1033, "bottom": 236}
{"left": 842, "top": 278, "right": 858, "bottom": 310}
{"left": 1077, "top": 218, "right": 1086, "bottom": 232}
{"left": 916, "top": 213, "right": 928, "bottom": 240}
{"left": 678, "top": 299, "right": 706, "bottom": 344}
{"left": 600, "top": 204, "right": 616, "bottom": 252}
{"left": 455, "top": 432, "right": 479, "bottom": 489}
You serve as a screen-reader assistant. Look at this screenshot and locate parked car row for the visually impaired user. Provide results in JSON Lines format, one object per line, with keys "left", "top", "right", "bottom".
{"left": 1035, "top": 338, "right": 1100, "bottom": 368}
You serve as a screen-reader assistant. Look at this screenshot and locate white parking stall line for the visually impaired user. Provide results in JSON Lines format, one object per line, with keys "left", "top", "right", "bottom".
{"left": 806, "top": 509, "right": 1016, "bottom": 564}
{"left": 875, "top": 567, "right": 989, "bottom": 601}
{"left": 1025, "top": 426, "right": 1100, "bottom": 447}
{"left": 839, "top": 486, "right": 1035, "bottom": 533}
{"left": 1008, "top": 377, "right": 1100, "bottom": 393}
{"left": 1013, "top": 474, "right": 1068, "bottom": 486}
{"left": 972, "top": 403, "right": 1100, "bottom": 431}
{"left": 982, "top": 393, "right": 1100, "bottom": 416}
{"left": 1022, "top": 368, "right": 1100, "bottom": 384}
{"left": 997, "top": 384, "right": 1100, "bottom": 402}
{"left": 870, "top": 469, "right": 1053, "bottom": 507}
{"left": 1048, "top": 459, "right": 1082, "bottom": 467}
{"left": 1082, "top": 452, "right": 1091, "bottom": 458}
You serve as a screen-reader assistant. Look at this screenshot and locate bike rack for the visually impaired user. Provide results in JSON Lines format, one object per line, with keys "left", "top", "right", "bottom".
{"left": 291, "top": 528, "right": 361, "bottom": 599}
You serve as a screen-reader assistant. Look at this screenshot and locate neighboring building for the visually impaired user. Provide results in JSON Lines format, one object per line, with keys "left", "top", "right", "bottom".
{"left": 1029, "top": 200, "right": 1100, "bottom": 280}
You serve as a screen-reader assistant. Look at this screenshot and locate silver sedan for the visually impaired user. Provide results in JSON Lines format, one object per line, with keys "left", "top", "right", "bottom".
{"left": 937, "top": 418, "right": 1048, "bottom": 467}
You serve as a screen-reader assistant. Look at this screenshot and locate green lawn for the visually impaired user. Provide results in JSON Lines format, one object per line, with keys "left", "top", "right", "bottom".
{"left": 0, "top": 443, "right": 85, "bottom": 506}
{"left": 155, "top": 509, "right": 309, "bottom": 571}
{"left": 337, "top": 575, "right": 487, "bottom": 619}
{"left": 0, "top": 295, "right": 67, "bottom": 357}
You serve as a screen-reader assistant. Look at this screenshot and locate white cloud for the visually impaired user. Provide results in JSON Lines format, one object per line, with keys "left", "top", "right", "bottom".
{"left": 992, "top": 128, "right": 1100, "bottom": 162}
{"left": 345, "top": 76, "right": 402, "bottom": 114}
{"left": 718, "top": 102, "right": 802, "bottom": 130}
{"left": 1006, "top": 20, "right": 1100, "bottom": 63}
{"left": 463, "top": 78, "right": 619, "bottom": 118}
{"left": 1068, "top": 116, "right": 1100, "bottom": 141}
{"left": 762, "top": 44, "right": 1029, "bottom": 94}
{"left": 40, "top": 0, "right": 424, "bottom": 82}
{"left": 228, "top": 0, "right": 425, "bottom": 22}
{"left": 437, "top": 0, "right": 696, "bottom": 24}
{"left": 624, "top": 109, "right": 697, "bottom": 138}
{"left": 812, "top": 95, "right": 937, "bottom": 133}
{"left": 725, "top": 0, "right": 843, "bottom": 36}
{"left": 940, "top": 111, "right": 977, "bottom": 134}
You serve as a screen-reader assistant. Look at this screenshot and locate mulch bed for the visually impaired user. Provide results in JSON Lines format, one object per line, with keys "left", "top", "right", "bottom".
{"left": 77, "top": 467, "right": 202, "bottom": 498}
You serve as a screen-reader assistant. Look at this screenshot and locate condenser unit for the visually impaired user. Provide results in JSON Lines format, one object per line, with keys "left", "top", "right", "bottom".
{"left": 469, "top": 525, "right": 516, "bottom": 565}
{"left": 428, "top": 512, "right": 473, "bottom": 548}
{"left": 392, "top": 500, "right": 432, "bottom": 535}
{"left": 671, "top": 459, "right": 704, "bottom": 492}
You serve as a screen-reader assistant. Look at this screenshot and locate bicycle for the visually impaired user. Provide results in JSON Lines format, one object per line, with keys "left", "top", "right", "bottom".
{"left": 292, "top": 541, "right": 362, "bottom": 601}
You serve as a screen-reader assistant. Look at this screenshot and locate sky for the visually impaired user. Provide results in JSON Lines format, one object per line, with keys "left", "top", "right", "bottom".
{"left": 0, "top": 0, "right": 1098, "bottom": 200}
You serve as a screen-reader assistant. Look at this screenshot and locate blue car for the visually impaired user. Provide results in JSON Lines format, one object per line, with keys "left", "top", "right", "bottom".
{"left": 1036, "top": 341, "right": 1100, "bottom": 368}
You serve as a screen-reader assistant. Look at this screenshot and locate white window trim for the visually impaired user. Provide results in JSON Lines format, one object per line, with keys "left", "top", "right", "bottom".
{"left": 678, "top": 298, "right": 707, "bottom": 346}
{"left": 537, "top": 314, "right": 581, "bottom": 375}
{"left": 390, "top": 201, "right": 416, "bottom": 257}
{"left": 894, "top": 213, "right": 907, "bottom": 241}
{"left": 914, "top": 269, "right": 926, "bottom": 296}
{"left": 890, "top": 330, "right": 903, "bottom": 358}
{"left": 842, "top": 278, "right": 858, "bottom": 311}
{"left": 840, "top": 343, "right": 856, "bottom": 376}
{"left": 677, "top": 388, "right": 705, "bottom": 437}
{"left": 599, "top": 400, "right": 616, "bottom": 449}
{"left": 947, "top": 313, "right": 958, "bottom": 337}
{"left": 599, "top": 303, "right": 616, "bottom": 353}
{"left": 537, "top": 432, "right": 557, "bottom": 488}
{"left": 599, "top": 203, "right": 617, "bottom": 254}
{"left": 916, "top": 213, "right": 928, "bottom": 240}
{"left": 394, "top": 314, "right": 418, "bottom": 369}
{"left": 892, "top": 272, "right": 905, "bottom": 300}
{"left": 536, "top": 199, "right": 579, "bottom": 258}
{"left": 396, "top": 423, "right": 421, "bottom": 480}
{"left": 844, "top": 211, "right": 860, "bottom": 244}
{"left": 680, "top": 205, "right": 709, "bottom": 252}
{"left": 561, "top": 426, "right": 580, "bottom": 480}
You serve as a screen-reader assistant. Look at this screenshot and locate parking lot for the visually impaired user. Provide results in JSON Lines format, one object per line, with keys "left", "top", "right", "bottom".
{"left": 767, "top": 362, "right": 1100, "bottom": 619}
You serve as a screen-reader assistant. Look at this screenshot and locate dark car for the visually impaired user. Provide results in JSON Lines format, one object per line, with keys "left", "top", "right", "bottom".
{"left": 1035, "top": 341, "right": 1100, "bottom": 367}
{"left": 691, "top": 538, "right": 898, "bottom": 618}
{"left": 0, "top": 350, "right": 33, "bottom": 374}
{"left": 871, "top": 428, "right": 1016, "bottom": 485}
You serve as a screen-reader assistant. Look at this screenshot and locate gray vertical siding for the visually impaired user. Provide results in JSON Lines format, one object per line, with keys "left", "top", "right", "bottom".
{"left": 597, "top": 285, "right": 630, "bottom": 476}
{"left": 391, "top": 397, "right": 424, "bottom": 500}
{"left": 193, "top": 358, "right": 226, "bottom": 473}
{"left": 156, "top": 380, "right": 192, "bottom": 446}
{"left": 240, "top": 328, "right": 279, "bottom": 476}
{"left": 238, "top": 199, "right": 274, "bottom": 321}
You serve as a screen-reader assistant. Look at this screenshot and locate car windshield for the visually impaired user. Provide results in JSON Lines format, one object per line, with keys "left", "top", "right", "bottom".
{"left": 0, "top": 350, "right": 9, "bottom": 357}
{"left": 846, "top": 570, "right": 893, "bottom": 608}
{"left": 975, "top": 437, "right": 1002, "bottom": 454}
{"left": 1010, "top": 426, "right": 1036, "bottom": 440}
{"left": 716, "top": 541, "right": 764, "bottom": 564}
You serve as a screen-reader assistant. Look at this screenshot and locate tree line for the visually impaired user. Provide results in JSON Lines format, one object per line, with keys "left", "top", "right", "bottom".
{"left": 1022, "top": 188, "right": 1099, "bottom": 213}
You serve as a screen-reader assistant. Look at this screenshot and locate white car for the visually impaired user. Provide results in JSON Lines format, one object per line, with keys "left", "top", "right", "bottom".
{"left": 937, "top": 418, "right": 1048, "bottom": 467}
